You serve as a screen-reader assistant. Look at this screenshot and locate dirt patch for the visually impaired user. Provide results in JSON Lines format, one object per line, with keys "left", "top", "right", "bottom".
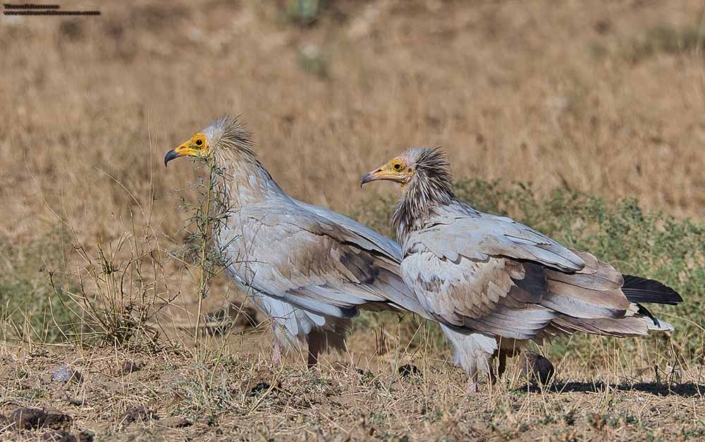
{"left": 0, "top": 342, "right": 702, "bottom": 441}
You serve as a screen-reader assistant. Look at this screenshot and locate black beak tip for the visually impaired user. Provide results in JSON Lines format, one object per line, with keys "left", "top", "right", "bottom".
{"left": 360, "top": 172, "right": 372, "bottom": 188}
{"left": 164, "top": 150, "right": 178, "bottom": 167}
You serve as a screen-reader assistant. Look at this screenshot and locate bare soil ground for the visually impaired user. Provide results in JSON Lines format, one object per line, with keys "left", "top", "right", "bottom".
{"left": 1, "top": 334, "right": 703, "bottom": 441}
{"left": 1, "top": 0, "right": 705, "bottom": 440}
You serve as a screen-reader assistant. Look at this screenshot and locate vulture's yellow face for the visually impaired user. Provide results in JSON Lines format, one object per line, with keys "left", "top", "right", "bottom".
{"left": 164, "top": 132, "right": 210, "bottom": 166}
{"left": 360, "top": 156, "right": 414, "bottom": 188}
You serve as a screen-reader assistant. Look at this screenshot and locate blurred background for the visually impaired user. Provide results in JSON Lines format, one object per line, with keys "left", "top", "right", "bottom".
{"left": 0, "top": 0, "right": 703, "bottom": 354}
{"left": 3, "top": 0, "right": 705, "bottom": 242}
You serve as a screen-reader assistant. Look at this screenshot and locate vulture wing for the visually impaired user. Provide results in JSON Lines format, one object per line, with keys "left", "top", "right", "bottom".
{"left": 221, "top": 204, "right": 426, "bottom": 320}
{"left": 402, "top": 208, "right": 666, "bottom": 341}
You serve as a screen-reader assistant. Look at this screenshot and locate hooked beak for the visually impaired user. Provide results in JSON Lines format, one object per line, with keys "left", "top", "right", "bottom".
{"left": 163, "top": 149, "right": 179, "bottom": 167}
{"left": 164, "top": 140, "right": 198, "bottom": 167}
{"left": 360, "top": 167, "right": 407, "bottom": 188}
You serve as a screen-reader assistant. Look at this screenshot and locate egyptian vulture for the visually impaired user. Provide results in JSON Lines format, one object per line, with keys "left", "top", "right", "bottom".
{"left": 163, "top": 116, "right": 478, "bottom": 370}
{"left": 361, "top": 147, "right": 682, "bottom": 391}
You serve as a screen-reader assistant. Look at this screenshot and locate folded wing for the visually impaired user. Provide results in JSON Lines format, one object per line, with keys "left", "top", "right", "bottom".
{"left": 223, "top": 204, "right": 427, "bottom": 320}
{"left": 402, "top": 210, "right": 669, "bottom": 341}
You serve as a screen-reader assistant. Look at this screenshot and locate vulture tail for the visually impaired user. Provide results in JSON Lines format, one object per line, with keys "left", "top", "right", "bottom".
{"left": 621, "top": 275, "right": 683, "bottom": 305}
{"left": 551, "top": 314, "right": 674, "bottom": 337}
{"left": 546, "top": 273, "right": 681, "bottom": 337}
{"left": 621, "top": 274, "right": 682, "bottom": 328}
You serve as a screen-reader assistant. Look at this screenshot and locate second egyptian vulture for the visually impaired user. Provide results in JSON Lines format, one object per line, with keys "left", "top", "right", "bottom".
{"left": 362, "top": 147, "right": 682, "bottom": 391}
{"left": 164, "top": 116, "right": 480, "bottom": 370}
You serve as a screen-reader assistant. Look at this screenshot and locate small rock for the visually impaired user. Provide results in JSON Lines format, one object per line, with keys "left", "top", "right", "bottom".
{"left": 331, "top": 361, "right": 365, "bottom": 376}
{"left": 161, "top": 416, "right": 192, "bottom": 428}
{"left": 10, "top": 407, "right": 72, "bottom": 430}
{"left": 249, "top": 381, "right": 272, "bottom": 397}
{"left": 44, "top": 409, "right": 73, "bottom": 430}
{"left": 78, "top": 430, "right": 95, "bottom": 442}
{"left": 121, "top": 361, "right": 143, "bottom": 374}
{"left": 398, "top": 364, "right": 422, "bottom": 378}
{"left": 203, "top": 302, "right": 259, "bottom": 336}
{"left": 121, "top": 405, "right": 158, "bottom": 424}
{"left": 42, "top": 430, "right": 77, "bottom": 442}
{"left": 228, "top": 301, "right": 259, "bottom": 329}
{"left": 12, "top": 407, "right": 46, "bottom": 430}
{"left": 51, "top": 366, "right": 82, "bottom": 384}
{"left": 66, "top": 396, "right": 88, "bottom": 406}
{"left": 594, "top": 19, "right": 611, "bottom": 35}
{"left": 520, "top": 352, "right": 555, "bottom": 384}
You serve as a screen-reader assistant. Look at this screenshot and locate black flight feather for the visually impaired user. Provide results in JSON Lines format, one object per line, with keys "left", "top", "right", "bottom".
{"left": 621, "top": 275, "right": 682, "bottom": 305}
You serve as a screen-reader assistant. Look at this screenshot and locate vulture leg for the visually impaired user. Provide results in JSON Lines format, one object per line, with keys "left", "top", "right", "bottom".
{"left": 467, "top": 350, "right": 506, "bottom": 393}
{"left": 307, "top": 332, "right": 322, "bottom": 369}
{"left": 307, "top": 347, "right": 319, "bottom": 369}
{"left": 465, "top": 374, "right": 479, "bottom": 393}
{"left": 271, "top": 341, "right": 283, "bottom": 367}
{"left": 488, "top": 350, "right": 507, "bottom": 385}
{"left": 497, "top": 350, "right": 508, "bottom": 379}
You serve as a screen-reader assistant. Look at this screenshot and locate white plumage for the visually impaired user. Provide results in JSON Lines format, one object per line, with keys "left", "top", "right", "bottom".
{"left": 362, "top": 147, "right": 681, "bottom": 391}
{"left": 165, "top": 116, "right": 482, "bottom": 371}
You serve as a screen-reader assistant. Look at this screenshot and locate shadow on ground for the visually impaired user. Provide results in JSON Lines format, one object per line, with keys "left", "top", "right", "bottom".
{"left": 519, "top": 381, "right": 705, "bottom": 397}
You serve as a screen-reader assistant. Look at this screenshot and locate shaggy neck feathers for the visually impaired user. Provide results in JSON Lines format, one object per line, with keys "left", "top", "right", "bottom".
{"left": 393, "top": 148, "right": 456, "bottom": 242}
{"left": 207, "top": 116, "right": 289, "bottom": 207}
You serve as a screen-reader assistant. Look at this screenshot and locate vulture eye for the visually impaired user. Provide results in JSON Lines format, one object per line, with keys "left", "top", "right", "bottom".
{"left": 393, "top": 163, "right": 402, "bottom": 171}
{"left": 195, "top": 139, "right": 203, "bottom": 146}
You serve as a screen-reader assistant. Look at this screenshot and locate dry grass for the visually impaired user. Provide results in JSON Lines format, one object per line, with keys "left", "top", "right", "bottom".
{"left": 1, "top": 0, "right": 705, "bottom": 440}
{"left": 4, "top": 0, "right": 705, "bottom": 244}
{"left": 0, "top": 336, "right": 703, "bottom": 441}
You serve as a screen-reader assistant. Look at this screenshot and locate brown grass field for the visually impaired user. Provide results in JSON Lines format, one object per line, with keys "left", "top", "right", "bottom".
{"left": 1, "top": 0, "right": 705, "bottom": 440}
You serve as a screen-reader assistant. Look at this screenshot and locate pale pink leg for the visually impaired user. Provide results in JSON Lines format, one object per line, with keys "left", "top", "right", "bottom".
{"left": 465, "top": 380, "right": 479, "bottom": 393}
{"left": 271, "top": 341, "right": 282, "bottom": 367}
{"left": 465, "top": 371, "right": 479, "bottom": 393}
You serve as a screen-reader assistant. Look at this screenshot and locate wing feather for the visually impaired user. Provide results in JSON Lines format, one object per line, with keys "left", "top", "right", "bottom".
{"left": 405, "top": 211, "right": 585, "bottom": 272}
{"left": 400, "top": 209, "right": 637, "bottom": 341}
{"left": 221, "top": 204, "right": 426, "bottom": 319}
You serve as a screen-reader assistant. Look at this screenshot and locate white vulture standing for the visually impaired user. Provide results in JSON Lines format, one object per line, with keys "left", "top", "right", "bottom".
{"left": 164, "top": 116, "right": 477, "bottom": 369}
{"left": 361, "top": 147, "right": 682, "bottom": 391}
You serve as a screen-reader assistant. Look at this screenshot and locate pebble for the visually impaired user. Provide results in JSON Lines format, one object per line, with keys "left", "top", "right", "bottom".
{"left": 398, "top": 364, "right": 422, "bottom": 378}
{"left": 161, "top": 416, "right": 192, "bottom": 428}
{"left": 51, "top": 366, "right": 82, "bottom": 384}
{"left": 42, "top": 430, "right": 77, "bottom": 442}
{"left": 78, "top": 430, "right": 95, "bottom": 442}
{"left": 44, "top": 409, "right": 74, "bottom": 430}
{"left": 11, "top": 407, "right": 46, "bottom": 430}
{"left": 10, "top": 408, "right": 73, "bottom": 431}
{"left": 121, "top": 361, "right": 143, "bottom": 374}
{"left": 121, "top": 405, "right": 158, "bottom": 424}
{"left": 249, "top": 381, "right": 272, "bottom": 397}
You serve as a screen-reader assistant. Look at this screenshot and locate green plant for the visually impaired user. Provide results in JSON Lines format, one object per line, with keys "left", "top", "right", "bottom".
{"left": 285, "top": 0, "right": 321, "bottom": 26}
{"left": 49, "top": 227, "right": 175, "bottom": 348}
{"left": 0, "top": 227, "right": 80, "bottom": 343}
{"left": 167, "top": 155, "right": 232, "bottom": 346}
{"left": 623, "top": 24, "right": 705, "bottom": 63}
